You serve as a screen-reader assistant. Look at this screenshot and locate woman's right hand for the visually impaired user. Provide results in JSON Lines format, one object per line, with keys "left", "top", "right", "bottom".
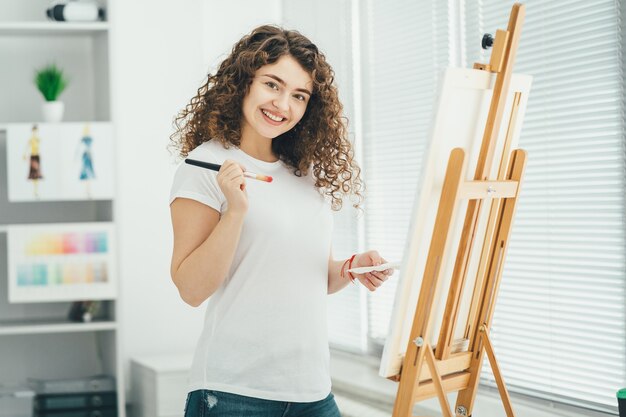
{"left": 217, "top": 159, "right": 248, "bottom": 215}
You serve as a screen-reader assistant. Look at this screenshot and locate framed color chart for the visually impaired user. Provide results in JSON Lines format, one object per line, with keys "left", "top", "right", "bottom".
{"left": 7, "top": 223, "right": 117, "bottom": 303}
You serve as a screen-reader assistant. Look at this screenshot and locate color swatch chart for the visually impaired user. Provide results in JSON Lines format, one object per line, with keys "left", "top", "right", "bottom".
{"left": 8, "top": 223, "right": 117, "bottom": 302}
{"left": 24, "top": 231, "right": 108, "bottom": 255}
{"left": 17, "top": 262, "right": 108, "bottom": 287}
{"left": 17, "top": 231, "right": 109, "bottom": 287}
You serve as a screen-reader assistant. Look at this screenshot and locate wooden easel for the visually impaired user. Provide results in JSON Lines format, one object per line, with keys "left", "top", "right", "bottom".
{"left": 390, "top": 4, "right": 527, "bottom": 417}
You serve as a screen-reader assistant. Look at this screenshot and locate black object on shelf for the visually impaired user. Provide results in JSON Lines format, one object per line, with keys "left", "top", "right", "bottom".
{"left": 46, "top": 1, "right": 105, "bottom": 22}
{"left": 29, "top": 376, "right": 118, "bottom": 417}
{"left": 68, "top": 301, "right": 101, "bottom": 323}
{"left": 34, "top": 407, "right": 117, "bottom": 417}
{"left": 34, "top": 391, "right": 116, "bottom": 411}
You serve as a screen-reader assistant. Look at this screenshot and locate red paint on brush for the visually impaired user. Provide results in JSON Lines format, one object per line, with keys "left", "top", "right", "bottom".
{"left": 256, "top": 174, "right": 273, "bottom": 183}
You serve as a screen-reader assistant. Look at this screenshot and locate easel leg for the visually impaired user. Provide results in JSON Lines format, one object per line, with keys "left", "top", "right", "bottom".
{"left": 424, "top": 346, "right": 454, "bottom": 417}
{"left": 393, "top": 344, "right": 427, "bottom": 417}
{"left": 393, "top": 149, "right": 467, "bottom": 417}
{"left": 480, "top": 325, "right": 515, "bottom": 417}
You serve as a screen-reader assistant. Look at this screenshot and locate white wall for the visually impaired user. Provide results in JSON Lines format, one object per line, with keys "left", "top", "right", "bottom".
{"left": 110, "top": 0, "right": 281, "bottom": 402}
{"left": 110, "top": 0, "right": 204, "bottom": 392}
{"left": 282, "top": 0, "right": 355, "bottom": 121}
{"left": 201, "top": 0, "right": 282, "bottom": 73}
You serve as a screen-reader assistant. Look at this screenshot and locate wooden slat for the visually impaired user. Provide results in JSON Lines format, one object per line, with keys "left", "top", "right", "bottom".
{"left": 462, "top": 91, "right": 522, "bottom": 343}
{"left": 480, "top": 327, "right": 516, "bottom": 417}
{"left": 484, "top": 151, "right": 527, "bottom": 329}
{"left": 474, "top": 5, "right": 523, "bottom": 179}
{"left": 489, "top": 29, "right": 511, "bottom": 73}
{"left": 458, "top": 180, "right": 518, "bottom": 200}
{"left": 418, "top": 352, "right": 472, "bottom": 382}
{"left": 424, "top": 347, "right": 454, "bottom": 417}
{"left": 413, "top": 372, "right": 471, "bottom": 402}
{"left": 473, "top": 62, "right": 492, "bottom": 71}
{"left": 497, "top": 92, "right": 522, "bottom": 177}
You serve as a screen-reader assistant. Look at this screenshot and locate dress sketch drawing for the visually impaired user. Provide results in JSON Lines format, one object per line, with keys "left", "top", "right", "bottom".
{"left": 23, "top": 124, "right": 43, "bottom": 198}
{"left": 76, "top": 124, "right": 96, "bottom": 198}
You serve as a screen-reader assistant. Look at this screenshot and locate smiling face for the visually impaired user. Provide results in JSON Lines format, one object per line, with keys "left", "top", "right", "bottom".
{"left": 241, "top": 55, "right": 313, "bottom": 141}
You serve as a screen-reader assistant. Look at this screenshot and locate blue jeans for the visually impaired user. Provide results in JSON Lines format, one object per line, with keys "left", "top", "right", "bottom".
{"left": 183, "top": 389, "right": 342, "bottom": 417}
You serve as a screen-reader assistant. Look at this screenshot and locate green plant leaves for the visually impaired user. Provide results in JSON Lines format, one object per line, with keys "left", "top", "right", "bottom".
{"left": 34, "top": 63, "right": 69, "bottom": 101}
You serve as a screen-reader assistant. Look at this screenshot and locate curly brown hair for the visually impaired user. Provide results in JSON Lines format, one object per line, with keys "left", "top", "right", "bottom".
{"left": 169, "top": 25, "right": 364, "bottom": 211}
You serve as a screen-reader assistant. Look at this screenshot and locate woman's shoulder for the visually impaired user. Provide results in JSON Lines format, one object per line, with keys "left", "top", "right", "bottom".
{"left": 187, "top": 139, "right": 237, "bottom": 162}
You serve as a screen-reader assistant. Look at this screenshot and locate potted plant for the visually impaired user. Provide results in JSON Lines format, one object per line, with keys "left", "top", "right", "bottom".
{"left": 34, "top": 63, "right": 69, "bottom": 123}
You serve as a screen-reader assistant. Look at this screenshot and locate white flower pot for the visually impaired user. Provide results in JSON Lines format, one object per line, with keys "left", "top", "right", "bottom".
{"left": 42, "top": 100, "right": 65, "bottom": 122}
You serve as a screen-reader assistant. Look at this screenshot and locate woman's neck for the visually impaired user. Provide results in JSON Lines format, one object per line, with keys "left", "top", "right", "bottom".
{"left": 239, "top": 124, "right": 279, "bottom": 163}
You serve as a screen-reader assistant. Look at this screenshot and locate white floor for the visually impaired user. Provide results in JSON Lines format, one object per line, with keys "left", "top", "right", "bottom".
{"left": 334, "top": 393, "right": 392, "bottom": 417}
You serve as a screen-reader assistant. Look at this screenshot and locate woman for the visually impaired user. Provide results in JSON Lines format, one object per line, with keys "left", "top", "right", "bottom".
{"left": 169, "top": 25, "right": 393, "bottom": 417}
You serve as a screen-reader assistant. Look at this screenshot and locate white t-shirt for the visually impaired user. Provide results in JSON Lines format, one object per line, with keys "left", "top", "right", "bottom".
{"left": 169, "top": 139, "right": 334, "bottom": 402}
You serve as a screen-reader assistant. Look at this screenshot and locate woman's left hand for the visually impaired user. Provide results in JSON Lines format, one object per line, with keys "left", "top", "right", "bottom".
{"left": 351, "top": 250, "right": 394, "bottom": 291}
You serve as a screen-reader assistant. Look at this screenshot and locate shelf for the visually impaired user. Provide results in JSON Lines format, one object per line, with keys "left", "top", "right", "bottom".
{"left": 0, "top": 21, "right": 109, "bottom": 36}
{"left": 0, "top": 2, "right": 122, "bottom": 414}
{"left": 0, "top": 318, "right": 117, "bottom": 335}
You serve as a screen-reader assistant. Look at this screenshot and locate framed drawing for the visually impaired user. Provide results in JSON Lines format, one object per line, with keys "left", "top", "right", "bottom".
{"left": 6, "top": 122, "right": 115, "bottom": 202}
{"left": 379, "top": 67, "right": 532, "bottom": 378}
{"left": 7, "top": 222, "right": 117, "bottom": 303}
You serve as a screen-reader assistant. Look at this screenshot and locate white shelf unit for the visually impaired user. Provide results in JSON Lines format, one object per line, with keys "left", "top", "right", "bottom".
{"left": 0, "top": 1, "right": 124, "bottom": 416}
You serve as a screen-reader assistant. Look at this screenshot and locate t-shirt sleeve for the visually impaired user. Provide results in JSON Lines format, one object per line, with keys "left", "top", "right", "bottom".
{"left": 169, "top": 160, "right": 225, "bottom": 213}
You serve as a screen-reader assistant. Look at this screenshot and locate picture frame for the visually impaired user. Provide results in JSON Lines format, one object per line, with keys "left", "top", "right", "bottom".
{"left": 6, "top": 122, "right": 115, "bottom": 202}
{"left": 7, "top": 222, "right": 117, "bottom": 303}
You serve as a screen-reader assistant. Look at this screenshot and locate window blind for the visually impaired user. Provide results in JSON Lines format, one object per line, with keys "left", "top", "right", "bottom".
{"left": 282, "top": 0, "right": 366, "bottom": 352}
{"left": 464, "top": 0, "right": 626, "bottom": 412}
{"left": 288, "top": 1, "right": 626, "bottom": 411}
{"left": 359, "top": 0, "right": 455, "bottom": 345}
